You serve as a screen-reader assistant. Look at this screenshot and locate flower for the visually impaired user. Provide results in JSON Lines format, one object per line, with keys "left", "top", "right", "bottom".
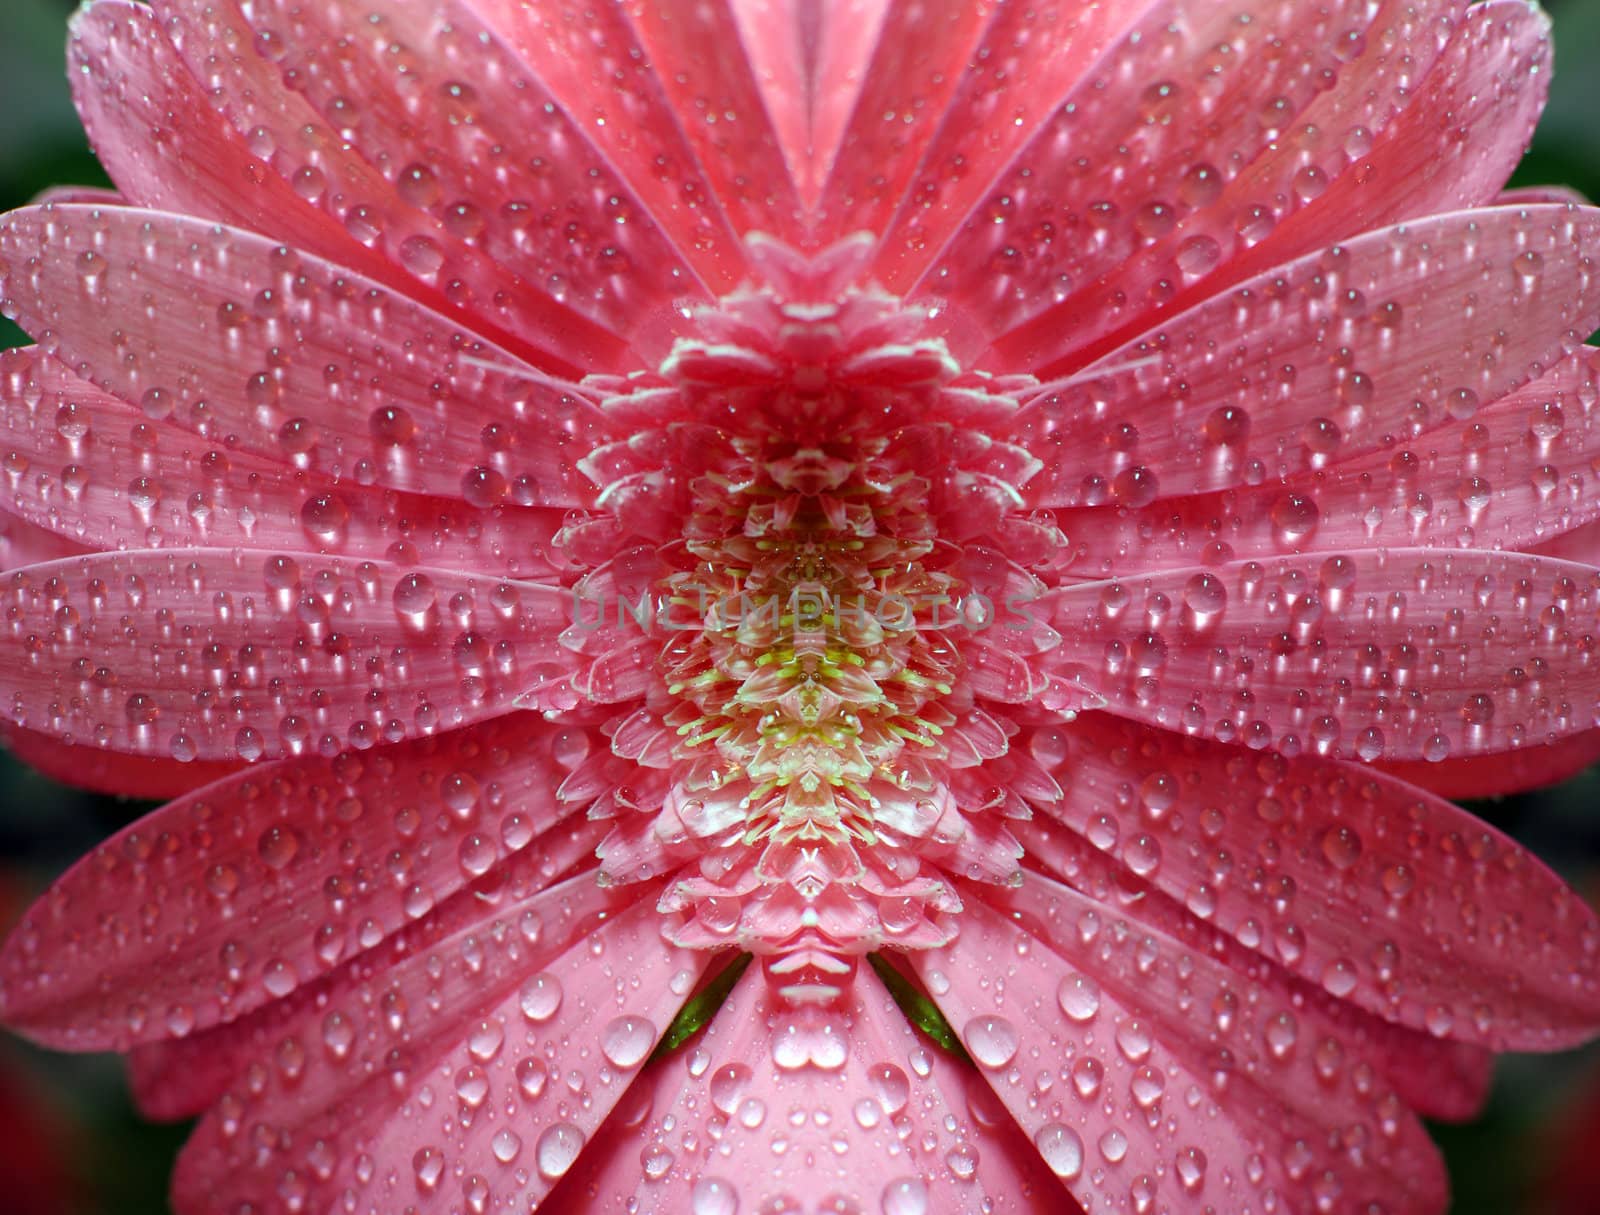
{"left": 2, "top": 0, "right": 1600, "bottom": 1210}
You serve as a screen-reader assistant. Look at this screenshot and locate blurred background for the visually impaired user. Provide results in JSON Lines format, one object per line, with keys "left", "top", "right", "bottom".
{"left": 1, "top": 0, "right": 1599, "bottom": 1211}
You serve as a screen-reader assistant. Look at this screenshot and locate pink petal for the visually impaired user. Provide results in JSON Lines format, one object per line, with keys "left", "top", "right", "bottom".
{"left": 1054, "top": 347, "right": 1600, "bottom": 576}
{"left": 811, "top": 1, "right": 992, "bottom": 236}
{"left": 141, "top": 0, "right": 655, "bottom": 368}
{"left": 721, "top": 0, "right": 812, "bottom": 210}
{"left": 213, "top": 0, "right": 723, "bottom": 329}
{"left": 1016, "top": 811, "right": 1499, "bottom": 1123}
{"left": 0, "top": 346, "right": 568, "bottom": 579}
{"left": 29, "top": 186, "right": 124, "bottom": 209}
{"left": 1021, "top": 712, "right": 1600, "bottom": 1048}
{"left": 0, "top": 549, "right": 574, "bottom": 761}
{"left": 1499, "top": 185, "right": 1593, "bottom": 208}
{"left": 0, "top": 205, "right": 612, "bottom": 507}
{"left": 1046, "top": 548, "right": 1600, "bottom": 762}
{"left": 1172, "top": 0, "right": 1554, "bottom": 320}
{"left": 1537, "top": 516, "right": 1600, "bottom": 566}
{"left": 66, "top": 0, "right": 524, "bottom": 356}
{"left": 0, "top": 722, "right": 241, "bottom": 800}
{"left": 171, "top": 889, "right": 708, "bottom": 1215}
{"left": 991, "top": 0, "right": 1552, "bottom": 370}
{"left": 457, "top": 0, "right": 750, "bottom": 293}
{"left": 916, "top": 885, "right": 1448, "bottom": 1214}
{"left": 122, "top": 817, "right": 608, "bottom": 1122}
{"left": 557, "top": 958, "right": 1073, "bottom": 1212}
{"left": 1379, "top": 727, "right": 1600, "bottom": 800}
{"left": 0, "top": 507, "right": 85, "bottom": 572}
{"left": 622, "top": 0, "right": 804, "bottom": 241}
{"left": 918, "top": 0, "right": 1464, "bottom": 351}
{"left": 0, "top": 715, "right": 593, "bottom": 1049}
{"left": 1010, "top": 205, "right": 1600, "bottom": 502}
{"left": 871, "top": 0, "right": 1154, "bottom": 290}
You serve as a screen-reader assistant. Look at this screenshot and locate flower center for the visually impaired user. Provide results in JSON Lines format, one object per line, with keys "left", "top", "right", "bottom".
{"left": 571, "top": 238, "right": 1062, "bottom": 962}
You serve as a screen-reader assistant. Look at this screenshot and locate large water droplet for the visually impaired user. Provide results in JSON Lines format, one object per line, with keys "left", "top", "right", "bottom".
{"left": 963, "top": 1015, "right": 1019, "bottom": 1069}
{"left": 1057, "top": 974, "right": 1101, "bottom": 1023}
{"left": 601, "top": 1015, "right": 655, "bottom": 1069}
{"left": 491, "top": 1128, "right": 522, "bottom": 1165}
{"left": 519, "top": 974, "right": 562, "bottom": 1023}
{"left": 881, "top": 1177, "right": 928, "bottom": 1215}
{"left": 691, "top": 1177, "right": 738, "bottom": 1215}
{"left": 534, "top": 1123, "right": 584, "bottom": 1179}
{"left": 1035, "top": 1124, "right": 1084, "bottom": 1179}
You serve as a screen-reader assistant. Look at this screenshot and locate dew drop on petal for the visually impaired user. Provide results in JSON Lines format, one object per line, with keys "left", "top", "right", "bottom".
{"left": 691, "top": 1177, "right": 738, "bottom": 1215}
{"left": 1320, "top": 825, "right": 1363, "bottom": 870}
{"left": 1099, "top": 1129, "right": 1129, "bottom": 1164}
{"left": 601, "top": 1015, "right": 656, "bottom": 1069}
{"left": 519, "top": 974, "right": 562, "bottom": 1023}
{"left": 1057, "top": 974, "right": 1101, "bottom": 1023}
{"left": 710, "top": 1062, "right": 752, "bottom": 1115}
{"left": 881, "top": 1177, "right": 928, "bottom": 1215}
{"left": 413, "top": 1146, "right": 445, "bottom": 1192}
{"left": 1035, "top": 1124, "right": 1084, "bottom": 1179}
{"left": 490, "top": 1128, "right": 522, "bottom": 1165}
{"left": 534, "top": 1123, "right": 583, "bottom": 1179}
{"left": 963, "top": 1015, "right": 1018, "bottom": 1069}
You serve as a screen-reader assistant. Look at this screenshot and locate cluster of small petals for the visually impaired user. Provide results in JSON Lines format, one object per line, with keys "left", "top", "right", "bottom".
{"left": 1, "top": 2, "right": 1599, "bottom": 1214}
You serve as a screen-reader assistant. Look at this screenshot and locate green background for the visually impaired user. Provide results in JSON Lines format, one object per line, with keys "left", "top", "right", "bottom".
{"left": 0, "top": 0, "right": 1598, "bottom": 1211}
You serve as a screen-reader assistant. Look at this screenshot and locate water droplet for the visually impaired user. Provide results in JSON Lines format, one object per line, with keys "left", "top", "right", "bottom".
{"left": 1264, "top": 1011, "right": 1298, "bottom": 1059}
{"left": 519, "top": 974, "right": 562, "bottom": 1023}
{"left": 455, "top": 1066, "right": 489, "bottom": 1108}
{"left": 1035, "top": 1124, "right": 1084, "bottom": 1179}
{"left": 413, "top": 1146, "right": 445, "bottom": 1191}
{"left": 300, "top": 493, "right": 349, "bottom": 547}
{"left": 710, "top": 1063, "right": 752, "bottom": 1115}
{"left": 257, "top": 824, "right": 301, "bottom": 869}
{"left": 1115, "top": 1020, "right": 1152, "bottom": 1063}
{"left": 1057, "top": 974, "right": 1101, "bottom": 1022}
{"left": 1183, "top": 572, "right": 1226, "bottom": 616}
{"left": 1130, "top": 1064, "right": 1165, "bottom": 1108}
{"left": 396, "top": 163, "right": 442, "bottom": 208}
{"left": 467, "top": 1019, "right": 504, "bottom": 1062}
{"left": 491, "top": 1128, "right": 522, "bottom": 1165}
{"left": 1320, "top": 825, "right": 1362, "bottom": 870}
{"left": 1202, "top": 405, "right": 1250, "bottom": 446}
{"left": 881, "top": 1177, "right": 928, "bottom": 1215}
{"left": 963, "top": 1015, "right": 1018, "bottom": 1069}
{"left": 370, "top": 405, "right": 417, "bottom": 445}
{"left": 1175, "top": 235, "right": 1221, "bottom": 276}
{"left": 1270, "top": 492, "right": 1320, "bottom": 546}
{"left": 867, "top": 1062, "right": 910, "bottom": 1114}
{"left": 601, "top": 1015, "right": 655, "bottom": 1069}
{"left": 1176, "top": 1146, "right": 1207, "bottom": 1192}
{"left": 516, "top": 1056, "right": 548, "bottom": 1099}
{"left": 1098, "top": 1128, "right": 1129, "bottom": 1164}
{"left": 458, "top": 833, "right": 495, "bottom": 876}
{"left": 691, "top": 1177, "right": 738, "bottom": 1215}
{"left": 1124, "top": 833, "right": 1162, "bottom": 877}
{"left": 534, "top": 1123, "right": 584, "bottom": 1179}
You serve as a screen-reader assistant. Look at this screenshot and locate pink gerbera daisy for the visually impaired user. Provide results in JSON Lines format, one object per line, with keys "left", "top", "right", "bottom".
{"left": 3, "top": 0, "right": 1600, "bottom": 1211}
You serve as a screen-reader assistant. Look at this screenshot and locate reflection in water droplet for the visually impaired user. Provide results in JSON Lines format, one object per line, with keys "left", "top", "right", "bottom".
{"left": 491, "top": 1129, "right": 521, "bottom": 1165}
{"left": 1035, "top": 1124, "right": 1084, "bottom": 1179}
{"left": 534, "top": 1123, "right": 584, "bottom": 1179}
{"left": 601, "top": 1015, "right": 656, "bottom": 1068}
{"left": 881, "top": 1176, "right": 929, "bottom": 1215}
{"left": 519, "top": 973, "right": 562, "bottom": 1023}
{"left": 690, "top": 1176, "right": 738, "bottom": 1215}
{"left": 963, "top": 1015, "right": 1019, "bottom": 1069}
{"left": 1057, "top": 974, "right": 1101, "bottom": 1023}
